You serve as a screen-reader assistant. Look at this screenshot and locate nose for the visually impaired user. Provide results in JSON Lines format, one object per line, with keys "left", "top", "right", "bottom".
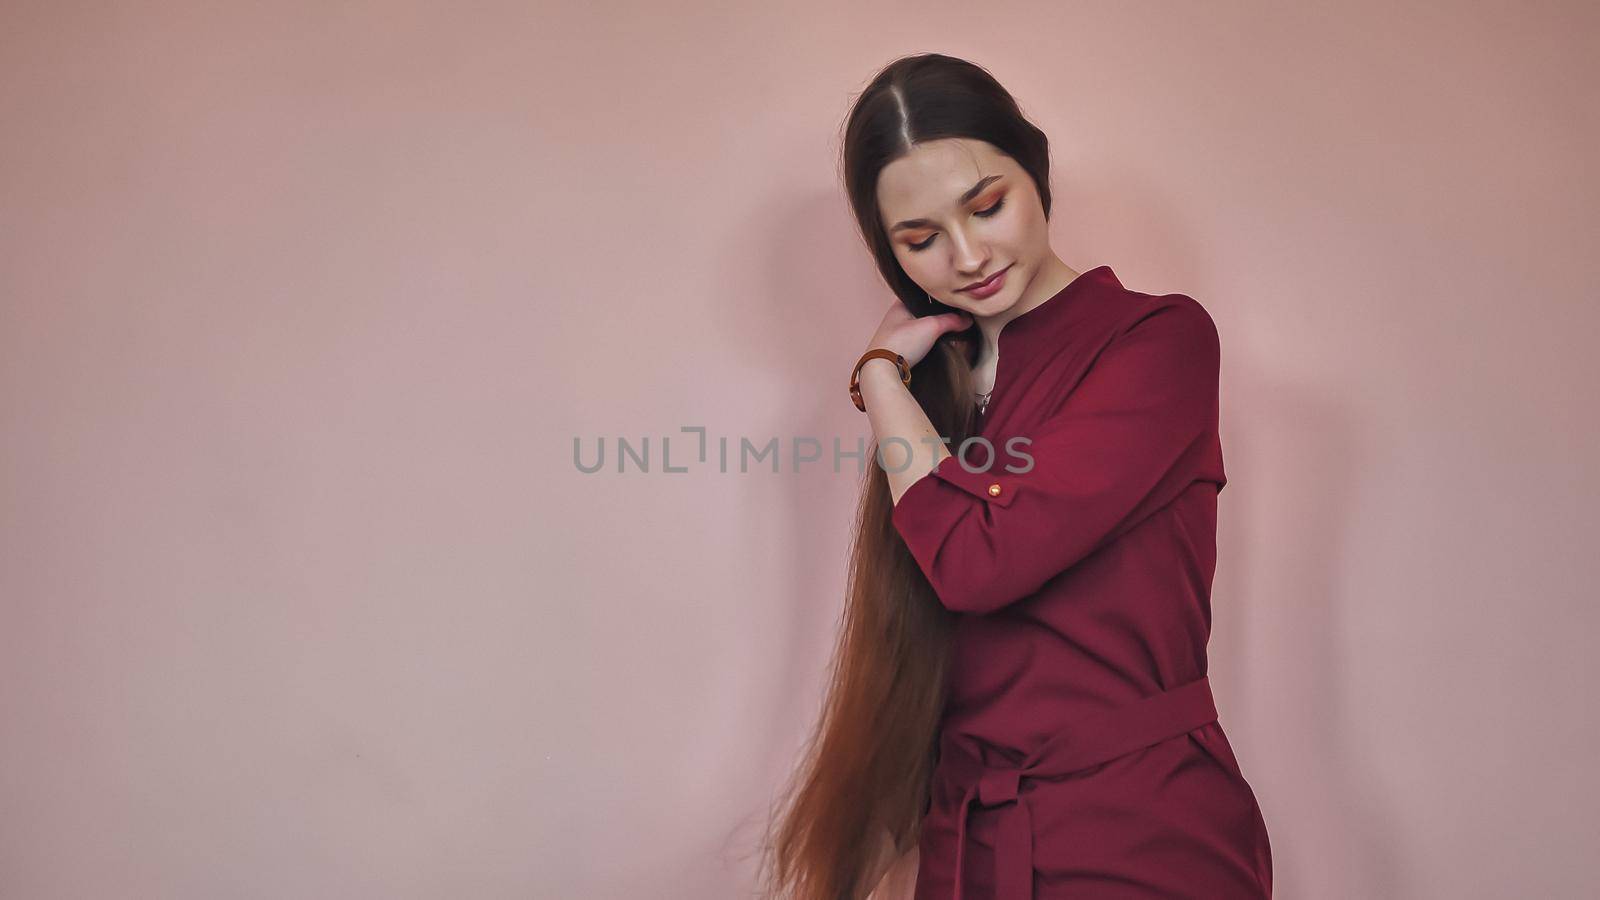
{"left": 946, "top": 228, "right": 990, "bottom": 278}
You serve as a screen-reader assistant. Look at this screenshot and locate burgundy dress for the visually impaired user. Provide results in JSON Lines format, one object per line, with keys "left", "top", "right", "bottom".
{"left": 891, "top": 266, "right": 1273, "bottom": 899}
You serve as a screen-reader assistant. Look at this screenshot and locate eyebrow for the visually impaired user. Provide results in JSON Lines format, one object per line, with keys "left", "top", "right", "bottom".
{"left": 888, "top": 174, "right": 1005, "bottom": 233}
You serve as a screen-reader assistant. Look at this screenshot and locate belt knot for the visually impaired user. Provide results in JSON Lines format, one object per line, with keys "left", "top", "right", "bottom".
{"left": 976, "top": 767, "right": 1020, "bottom": 806}
{"left": 936, "top": 676, "right": 1222, "bottom": 900}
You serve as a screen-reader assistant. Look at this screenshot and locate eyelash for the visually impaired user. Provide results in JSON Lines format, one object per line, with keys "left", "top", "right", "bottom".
{"left": 908, "top": 197, "right": 1007, "bottom": 252}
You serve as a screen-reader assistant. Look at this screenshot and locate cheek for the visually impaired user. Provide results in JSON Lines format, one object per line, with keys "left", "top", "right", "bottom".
{"left": 987, "top": 225, "right": 1028, "bottom": 254}
{"left": 1017, "top": 209, "right": 1049, "bottom": 240}
{"left": 897, "top": 249, "right": 934, "bottom": 276}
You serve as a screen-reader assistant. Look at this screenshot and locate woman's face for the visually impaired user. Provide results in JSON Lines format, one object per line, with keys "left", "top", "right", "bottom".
{"left": 875, "top": 137, "right": 1053, "bottom": 319}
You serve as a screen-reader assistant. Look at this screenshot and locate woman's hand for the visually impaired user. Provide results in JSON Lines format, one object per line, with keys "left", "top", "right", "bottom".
{"left": 863, "top": 299, "right": 972, "bottom": 367}
{"left": 856, "top": 299, "right": 964, "bottom": 503}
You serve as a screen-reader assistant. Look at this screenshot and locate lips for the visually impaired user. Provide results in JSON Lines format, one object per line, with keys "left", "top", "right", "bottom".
{"left": 959, "top": 264, "right": 1010, "bottom": 293}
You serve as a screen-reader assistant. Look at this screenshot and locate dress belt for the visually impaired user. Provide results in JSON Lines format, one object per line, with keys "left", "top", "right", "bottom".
{"left": 937, "top": 675, "right": 1220, "bottom": 900}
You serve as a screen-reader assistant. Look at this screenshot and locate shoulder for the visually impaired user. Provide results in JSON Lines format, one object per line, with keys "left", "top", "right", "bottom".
{"left": 1103, "top": 287, "right": 1220, "bottom": 365}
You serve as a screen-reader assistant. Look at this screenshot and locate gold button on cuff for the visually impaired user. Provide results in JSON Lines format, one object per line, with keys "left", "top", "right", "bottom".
{"left": 987, "top": 483, "right": 1003, "bottom": 497}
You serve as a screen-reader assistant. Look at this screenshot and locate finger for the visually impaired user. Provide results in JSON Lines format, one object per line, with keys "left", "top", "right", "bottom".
{"left": 944, "top": 311, "right": 974, "bottom": 331}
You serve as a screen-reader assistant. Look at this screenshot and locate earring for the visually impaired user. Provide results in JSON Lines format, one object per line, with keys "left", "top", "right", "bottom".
{"left": 926, "top": 292, "right": 939, "bottom": 307}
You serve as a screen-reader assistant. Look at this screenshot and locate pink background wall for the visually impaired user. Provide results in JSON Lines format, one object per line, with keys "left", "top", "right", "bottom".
{"left": 3, "top": 2, "right": 1596, "bottom": 897}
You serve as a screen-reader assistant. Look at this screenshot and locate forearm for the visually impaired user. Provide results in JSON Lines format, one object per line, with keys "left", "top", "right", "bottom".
{"left": 858, "top": 357, "right": 952, "bottom": 504}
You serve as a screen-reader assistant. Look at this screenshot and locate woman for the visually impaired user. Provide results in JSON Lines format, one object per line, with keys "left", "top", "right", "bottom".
{"left": 758, "top": 53, "right": 1273, "bottom": 899}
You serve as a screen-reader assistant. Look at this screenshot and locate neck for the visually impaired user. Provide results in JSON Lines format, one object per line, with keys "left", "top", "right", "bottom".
{"left": 974, "top": 254, "right": 1080, "bottom": 364}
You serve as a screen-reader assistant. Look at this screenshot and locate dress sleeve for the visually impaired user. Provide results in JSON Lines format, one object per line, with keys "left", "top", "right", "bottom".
{"left": 889, "top": 295, "right": 1222, "bottom": 615}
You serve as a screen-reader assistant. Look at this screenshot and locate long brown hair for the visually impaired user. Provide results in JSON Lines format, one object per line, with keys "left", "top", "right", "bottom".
{"left": 754, "top": 53, "right": 1058, "bottom": 899}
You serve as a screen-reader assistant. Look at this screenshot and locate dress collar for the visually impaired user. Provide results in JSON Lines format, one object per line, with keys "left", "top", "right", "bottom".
{"left": 996, "top": 264, "right": 1120, "bottom": 345}
{"left": 975, "top": 265, "right": 1122, "bottom": 426}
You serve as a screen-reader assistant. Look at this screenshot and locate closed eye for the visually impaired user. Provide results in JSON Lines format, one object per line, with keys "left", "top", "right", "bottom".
{"left": 907, "top": 197, "right": 1007, "bottom": 252}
